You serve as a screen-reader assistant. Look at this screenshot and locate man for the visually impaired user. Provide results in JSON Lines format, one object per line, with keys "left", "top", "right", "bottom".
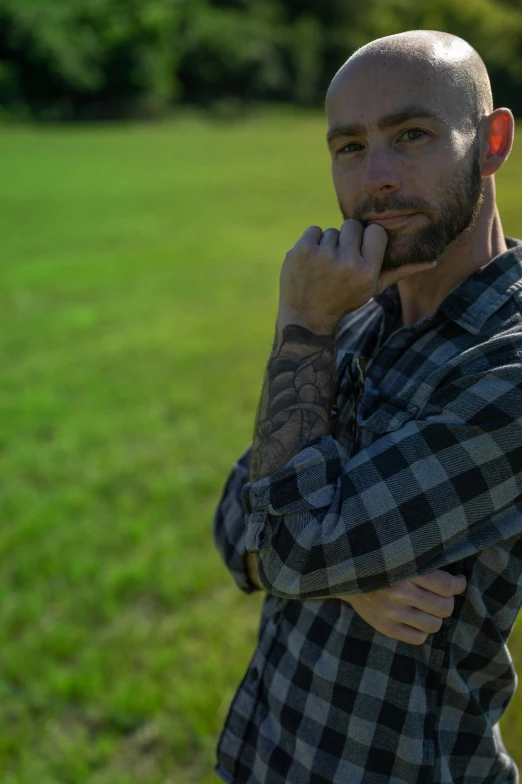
{"left": 213, "top": 29, "right": 522, "bottom": 784}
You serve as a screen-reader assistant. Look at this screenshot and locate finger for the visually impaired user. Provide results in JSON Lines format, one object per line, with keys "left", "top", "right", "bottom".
{"left": 406, "top": 584, "right": 455, "bottom": 619}
{"left": 401, "top": 607, "right": 444, "bottom": 634}
{"left": 453, "top": 578, "right": 467, "bottom": 593}
{"left": 377, "top": 261, "right": 437, "bottom": 293}
{"left": 296, "top": 225, "right": 324, "bottom": 248}
{"left": 411, "top": 571, "right": 466, "bottom": 597}
{"left": 395, "top": 624, "right": 429, "bottom": 645}
{"left": 361, "top": 223, "right": 388, "bottom": 267}
{"left": 320, "top": 228, "right": 340, "bottom": 251}
{"left": 338, "top": 219, "right": 364, "bottom": 259}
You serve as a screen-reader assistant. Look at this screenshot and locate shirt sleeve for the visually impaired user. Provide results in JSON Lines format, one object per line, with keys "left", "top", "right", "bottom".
{"left": 212, "top": 444, "right": 262, "bottom": 595}
{"left": 242, "top": 359, "right": 522, "bottom": 599}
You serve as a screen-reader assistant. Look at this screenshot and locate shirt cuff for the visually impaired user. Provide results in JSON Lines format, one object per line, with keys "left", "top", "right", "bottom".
{"left": 242, "top": 435, "right": 343, "bottom": 552}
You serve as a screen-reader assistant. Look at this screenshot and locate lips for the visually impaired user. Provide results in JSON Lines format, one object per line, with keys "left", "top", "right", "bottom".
{"left": 366, "top": 213, "right": 419, "bottom": 228}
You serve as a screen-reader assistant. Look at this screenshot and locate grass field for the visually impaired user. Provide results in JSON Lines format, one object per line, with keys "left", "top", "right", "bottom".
{"left": 1, "top": 110, "right": 521, "bottom": 783}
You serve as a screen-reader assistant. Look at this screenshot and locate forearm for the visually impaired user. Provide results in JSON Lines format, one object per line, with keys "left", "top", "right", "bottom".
{"left": 246, "top": 317, "right": 342, "bottom": 597}
{"left": 249, "top": 319, "right": 338, "bottom": 484}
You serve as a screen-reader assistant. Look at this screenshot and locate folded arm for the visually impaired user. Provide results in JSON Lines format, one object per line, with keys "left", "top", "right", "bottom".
{"left": 244, "top": 356, "right": 522, "bottom": 600}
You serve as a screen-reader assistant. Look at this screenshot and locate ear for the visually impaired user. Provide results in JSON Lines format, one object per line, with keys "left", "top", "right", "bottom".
{"left": 480, "top": 108, "right": 515, "bottom": 177}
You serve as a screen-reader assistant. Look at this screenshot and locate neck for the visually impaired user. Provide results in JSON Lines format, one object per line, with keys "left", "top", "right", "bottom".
{"left": 397, "top": 180, "right": 507, "bottom": 328}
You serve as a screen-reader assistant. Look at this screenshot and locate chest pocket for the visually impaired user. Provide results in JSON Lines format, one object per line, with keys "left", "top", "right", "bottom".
{"left": 357, "top": 394, "right": 419, "bottom": 435}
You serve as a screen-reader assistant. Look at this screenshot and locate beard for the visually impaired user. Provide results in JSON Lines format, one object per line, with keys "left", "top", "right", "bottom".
{"left": 338, "top": 143, "right": 484, "bottom": 271}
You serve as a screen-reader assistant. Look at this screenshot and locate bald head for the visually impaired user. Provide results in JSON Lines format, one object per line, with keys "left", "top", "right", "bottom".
{"left": 327, "top": 30, "right": 493, "bottom": 136}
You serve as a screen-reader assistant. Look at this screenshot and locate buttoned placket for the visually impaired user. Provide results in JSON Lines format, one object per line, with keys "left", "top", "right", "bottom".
{"left": 356, "top": 312, "right": 467, "bottom": 784}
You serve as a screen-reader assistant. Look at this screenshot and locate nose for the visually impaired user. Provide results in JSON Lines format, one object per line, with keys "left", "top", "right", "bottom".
{"left": 363, "top": 147, "right": 401, "bottom": 196}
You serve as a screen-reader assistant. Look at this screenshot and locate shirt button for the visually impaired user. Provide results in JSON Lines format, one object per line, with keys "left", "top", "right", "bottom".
{"left": 250, "top": 667, "right": 259, "bottom": 682}
{"left": 273, "top": 610, "right": 281, "bottom": 623}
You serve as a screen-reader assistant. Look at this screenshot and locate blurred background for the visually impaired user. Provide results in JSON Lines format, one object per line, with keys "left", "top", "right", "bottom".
{"left": 1, "top": 1, "right": 521, "bottom": 782}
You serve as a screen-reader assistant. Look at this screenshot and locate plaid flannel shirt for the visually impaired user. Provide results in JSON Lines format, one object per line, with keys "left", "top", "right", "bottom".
{"left": 213, "top": 237, "right": 522, "bottom": 784}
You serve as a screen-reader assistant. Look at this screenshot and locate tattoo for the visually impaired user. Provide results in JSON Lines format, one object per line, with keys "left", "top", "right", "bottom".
{"left": 249, "top": 323, "right": 337, "bottom": 483}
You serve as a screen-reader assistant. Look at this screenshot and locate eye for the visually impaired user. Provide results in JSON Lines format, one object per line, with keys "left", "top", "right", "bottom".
{"left": 399, "top": 128, "right": 427, "bottom": 142}
{"left": 336, "top": 128, "right": 428, "bottom": 156}
{"left": 337, "top": 142, "right": 363, "bottom": 155}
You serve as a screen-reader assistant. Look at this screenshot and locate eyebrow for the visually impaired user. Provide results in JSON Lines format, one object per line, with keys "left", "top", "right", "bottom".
{"left": 326, "top": 106, "right": 449, "bottom": 146}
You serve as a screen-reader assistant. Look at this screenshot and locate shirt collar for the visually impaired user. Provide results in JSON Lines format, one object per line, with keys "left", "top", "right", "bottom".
{"left": 376, "top": 236, "right": 522, "bottom": 335}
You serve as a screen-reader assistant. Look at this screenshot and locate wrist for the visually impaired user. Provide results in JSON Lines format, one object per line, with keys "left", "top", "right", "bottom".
{"left": 276, "top": 305, "right": 337, "bottom": 337}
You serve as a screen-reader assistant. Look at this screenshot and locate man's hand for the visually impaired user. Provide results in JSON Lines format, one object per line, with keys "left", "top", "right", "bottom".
{"left": 278, "top": 220, "right": 436, "bottom": 335}
{"left": 246, "top": 552, "right": 466, "bottom": 645}
{"left": 334, "top": 570, "right": 467, "bottom": 645}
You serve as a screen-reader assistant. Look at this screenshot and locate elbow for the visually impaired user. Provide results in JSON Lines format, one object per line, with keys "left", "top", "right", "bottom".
{"left": 248, "top": 508, "right": 356, "bottom": 599}
{"left": 255, "top": 546, "right": 348, "bottom": 601}
{"left": 255, "top": 549, "right": 306, "bottom": 600}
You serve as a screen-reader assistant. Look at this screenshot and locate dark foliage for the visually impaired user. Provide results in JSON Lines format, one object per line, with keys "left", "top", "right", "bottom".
{"left": 0, "top": 0, "right": 521, "bottom": 121}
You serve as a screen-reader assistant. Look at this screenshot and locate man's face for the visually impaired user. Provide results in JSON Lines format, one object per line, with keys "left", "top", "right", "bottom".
{"left": 326, "top": 56, "right": 485, "bottom": 270}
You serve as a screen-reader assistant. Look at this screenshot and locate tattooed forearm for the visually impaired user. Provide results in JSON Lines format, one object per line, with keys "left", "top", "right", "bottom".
{"left": 249, "top": 323, "right": 337, "bottom": 483}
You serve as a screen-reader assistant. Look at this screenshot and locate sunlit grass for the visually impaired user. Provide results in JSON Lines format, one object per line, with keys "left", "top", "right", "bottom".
{"left": 0, "top": 110, "right": 520, "bottom": 782}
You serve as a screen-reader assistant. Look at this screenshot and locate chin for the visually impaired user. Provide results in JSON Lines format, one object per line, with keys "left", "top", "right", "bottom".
{"left": 380, "top": 238, "right": 410, "bottom": 271}
{"left": 381, "top": 233, "right": 437, "bottom": 271}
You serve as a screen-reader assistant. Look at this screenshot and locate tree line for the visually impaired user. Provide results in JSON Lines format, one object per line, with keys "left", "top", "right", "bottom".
{"left": 1, "top": 0, "right": 521, "bottom": 122}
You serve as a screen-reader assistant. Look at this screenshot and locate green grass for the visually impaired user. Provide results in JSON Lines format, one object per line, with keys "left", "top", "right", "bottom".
{"left": 0, "top": 109, "right": 521, "bottom": 783}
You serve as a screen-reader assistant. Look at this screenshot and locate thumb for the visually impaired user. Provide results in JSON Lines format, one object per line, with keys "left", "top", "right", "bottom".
{"left": 377, "top": 260, "right": 437, "bottom": 294}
